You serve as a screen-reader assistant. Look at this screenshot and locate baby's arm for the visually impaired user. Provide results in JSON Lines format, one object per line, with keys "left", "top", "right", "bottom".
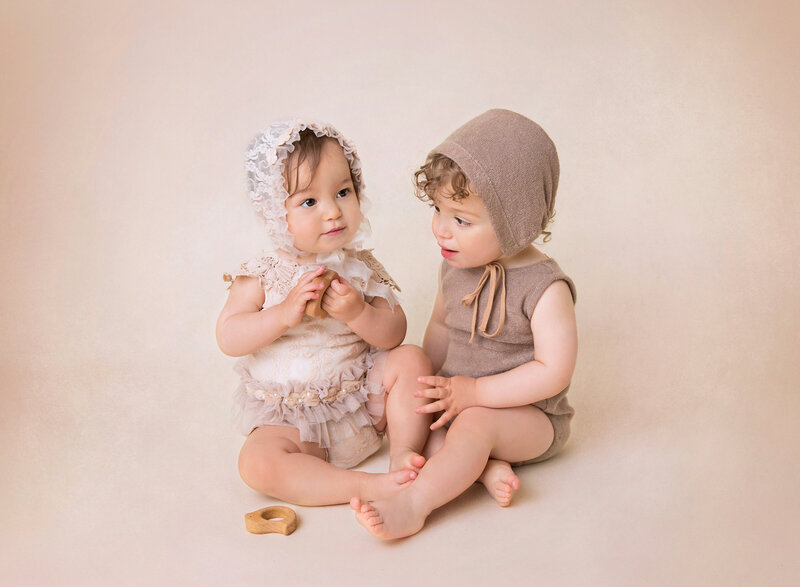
{"left": 475, "top": 280, "right": 577, "bottom": 407}
{"left": 216, "top": 267, "right": 326, "bottom": 357}
{"left": 348, "top": 295, "right": 407, "bottom": 349}
{"left": 322, "top": 278, "right": 406, "bottom": 349}
{"left": 417, "top": 280, "right": 576, "bottom": 428}
{"left": 422, "top": 285, "right": 449, "bottom": 373}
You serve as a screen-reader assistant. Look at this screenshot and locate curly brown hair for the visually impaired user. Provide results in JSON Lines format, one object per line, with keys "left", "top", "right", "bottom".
{"left": 413, "top": 152, "right": 554, "bottom": 242}
{"left": 413, "top": 153, "right": 472, "bottom": 204}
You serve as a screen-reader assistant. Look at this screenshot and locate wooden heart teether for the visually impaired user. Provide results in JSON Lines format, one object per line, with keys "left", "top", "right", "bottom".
{"left": 304, "top": 269, "right": 339, "bottom": 319}
{"left": 245, "top": 506, "right": 298, "bottom": 535}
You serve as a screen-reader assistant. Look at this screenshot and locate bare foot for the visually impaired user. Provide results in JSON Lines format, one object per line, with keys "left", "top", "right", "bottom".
{"left": 361, "top": 469, "right": 417, "bottom": 502}
{"left": 478, "top": 459, "right": 520, "bottom": 507}
{"left": 350, "top": 494, "right": 428, "bottom": 540}
{"left": 389, "top": 449, "right": 426, "bottom": 473}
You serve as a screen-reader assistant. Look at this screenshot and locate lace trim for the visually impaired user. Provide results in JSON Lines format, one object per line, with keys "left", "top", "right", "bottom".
{"left": 356, "top": 249, "right": 401, "bottom": 292}
{"left": 223, "top": 250, "right": 401, "bottom": 308}
{"left": 223, "top": 254, "right": 296, "bottom": 298}
{"left": 245, "top": 377, "right": 364, "bottom": 407}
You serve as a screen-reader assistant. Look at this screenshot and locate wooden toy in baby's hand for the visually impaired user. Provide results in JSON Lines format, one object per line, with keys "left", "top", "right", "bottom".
{"left": 304, "top": 269, "right": 340, "bottom": 319}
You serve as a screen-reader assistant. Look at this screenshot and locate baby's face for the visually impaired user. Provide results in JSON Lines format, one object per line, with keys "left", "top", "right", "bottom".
{"left": 284, "top": 139, "right": 362, "bottom": 260}
{"left": 431, "top": 188, "right": 502, "bottom": 268}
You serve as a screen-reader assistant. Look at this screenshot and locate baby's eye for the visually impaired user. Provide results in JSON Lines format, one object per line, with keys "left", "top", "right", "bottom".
{"left": 455, "top": 217, "right": 470, "bottom": 226}
{"left": 300, "top": 198, "right": 317, "bottom": 208}
{"left": 336, "top": 188, "right": 350, "bottom": 198}
{"left": 433, "top": 205, "right": 440, "bottom": 213}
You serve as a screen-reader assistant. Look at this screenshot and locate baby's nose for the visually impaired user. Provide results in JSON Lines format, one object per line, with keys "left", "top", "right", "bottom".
{"left": 433, "top": 216, "right": 450, "bottom": 238}
{"left": 323, "top": 200, "right": 342, "bottom": 219}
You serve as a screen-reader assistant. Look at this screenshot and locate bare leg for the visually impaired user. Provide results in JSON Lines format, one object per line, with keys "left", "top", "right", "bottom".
{"left": 381, "top": 345, "right": 434, "bottom": 473}
{"left": 351, "top": 405, "right": 554, "bottom": 539}
{"left": 424, "top": 421, "right": 520, "bottom": 507}
{"left": 422, "top": 427, "right": 447, "bottom": 460}
{"left": 239, "top": 426, "right": 416, "bottom": 506}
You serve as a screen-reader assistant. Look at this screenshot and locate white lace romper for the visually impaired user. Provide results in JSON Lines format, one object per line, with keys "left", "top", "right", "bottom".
{"left": 224, "top": 248, "right": 401, "bottom": 469}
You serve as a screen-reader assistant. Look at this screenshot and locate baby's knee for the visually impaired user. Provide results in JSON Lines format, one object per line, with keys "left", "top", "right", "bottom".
{"left": 449, "top": 407, "right": 495, "bottom": 440}
{"left": 455, "top": 406, "right": 493, "bottom": 423}
{"left": 238, "top": 448, "right": 282, "bottom": 493}
{"left": 388, "top": 344, "right": 433, "bottom": 375}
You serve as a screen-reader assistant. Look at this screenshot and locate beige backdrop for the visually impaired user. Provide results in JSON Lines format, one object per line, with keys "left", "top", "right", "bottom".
{"left": 2, "top": 1, "right": 799, "bottom": 585}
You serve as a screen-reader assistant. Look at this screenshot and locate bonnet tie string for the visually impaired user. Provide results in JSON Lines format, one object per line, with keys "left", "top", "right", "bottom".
{"left": 460, "top": 261, "right": 506, "bottom": 344}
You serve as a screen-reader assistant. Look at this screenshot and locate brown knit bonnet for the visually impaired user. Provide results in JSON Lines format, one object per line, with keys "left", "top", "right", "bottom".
{"left": 431, "top": 109, "right": 559, "bottom": 256}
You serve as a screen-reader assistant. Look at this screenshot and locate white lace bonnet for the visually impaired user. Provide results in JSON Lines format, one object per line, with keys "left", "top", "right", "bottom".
{"left": 245, "top": 118, "right": 372, "bottom": 255}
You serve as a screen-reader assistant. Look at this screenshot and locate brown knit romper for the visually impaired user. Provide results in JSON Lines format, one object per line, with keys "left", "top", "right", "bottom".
{"left": 438, "top": 257, "right": 576, "bottom": 465}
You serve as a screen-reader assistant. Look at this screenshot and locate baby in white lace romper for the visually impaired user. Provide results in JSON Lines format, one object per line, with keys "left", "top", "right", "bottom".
{"left": 217, "top": 119, "right": 433, "bottom": 507}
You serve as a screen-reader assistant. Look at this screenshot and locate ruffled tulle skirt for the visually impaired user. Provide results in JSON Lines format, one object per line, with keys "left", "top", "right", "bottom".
{"left": 233, "top": 350, "right": 388, "bottom": 468}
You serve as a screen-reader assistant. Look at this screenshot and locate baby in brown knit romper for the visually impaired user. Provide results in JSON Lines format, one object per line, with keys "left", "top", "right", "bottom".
{"left": 352, "top": 109, "right": 578, "bottom": 539}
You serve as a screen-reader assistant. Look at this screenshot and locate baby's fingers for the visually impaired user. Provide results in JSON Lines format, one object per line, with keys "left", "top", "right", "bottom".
{"left": 290, "top": 290, "right": 319, "bottom": 310}
{"left": 430, "top": 411, "right": 452, "bottom": 430}
{"left": 415, "top": 399, "right": 444, "bottom": 415}
{"left": 417, "top": 375, "right": 450, "bottom": 388}
{"left": 328, "top": 277, "right": 352, "bottom": 295}
{"left": 296, "top": 277, "right": 327, "bottom": 297}
{"left": 319, "top": 297, "right": 336, "bottom": 313}
{"left": 413, "top": 386, "right": 442, "bottom": 400}
{"left": 297, "top": 266, "right": 327, "bottom": 286}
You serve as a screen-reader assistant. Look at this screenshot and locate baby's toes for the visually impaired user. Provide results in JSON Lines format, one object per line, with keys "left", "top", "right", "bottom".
{"left": 496, "top": 483, "right": 511, "bottom": 496}
{"left": 359, "top": 504, "right": 383, "bottom": 525}
{"left": 391, "top": 469, "right": 416, "bottom": 485}
{"left": 407, "top": 453, "right": 426, "bottom": 470}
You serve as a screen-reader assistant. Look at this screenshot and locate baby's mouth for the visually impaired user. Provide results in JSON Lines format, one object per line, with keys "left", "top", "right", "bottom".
{"left": 324, "top": 226, "right": 346, "bottom": 236}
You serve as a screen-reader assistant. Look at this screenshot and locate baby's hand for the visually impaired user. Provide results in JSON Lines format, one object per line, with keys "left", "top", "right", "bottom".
{"left": 414, "top": 376, "right": 478, "bottom": 430}
{"left": 278, "top": 267, "right": 327, "bottom": 329}
{"left": 321, "top": 277, "right": 365, "bottom": 323}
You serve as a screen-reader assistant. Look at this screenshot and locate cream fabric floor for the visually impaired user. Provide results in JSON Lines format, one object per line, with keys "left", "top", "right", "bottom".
{"left": 2, "top": 352, "right": 798, "bottom": 585}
